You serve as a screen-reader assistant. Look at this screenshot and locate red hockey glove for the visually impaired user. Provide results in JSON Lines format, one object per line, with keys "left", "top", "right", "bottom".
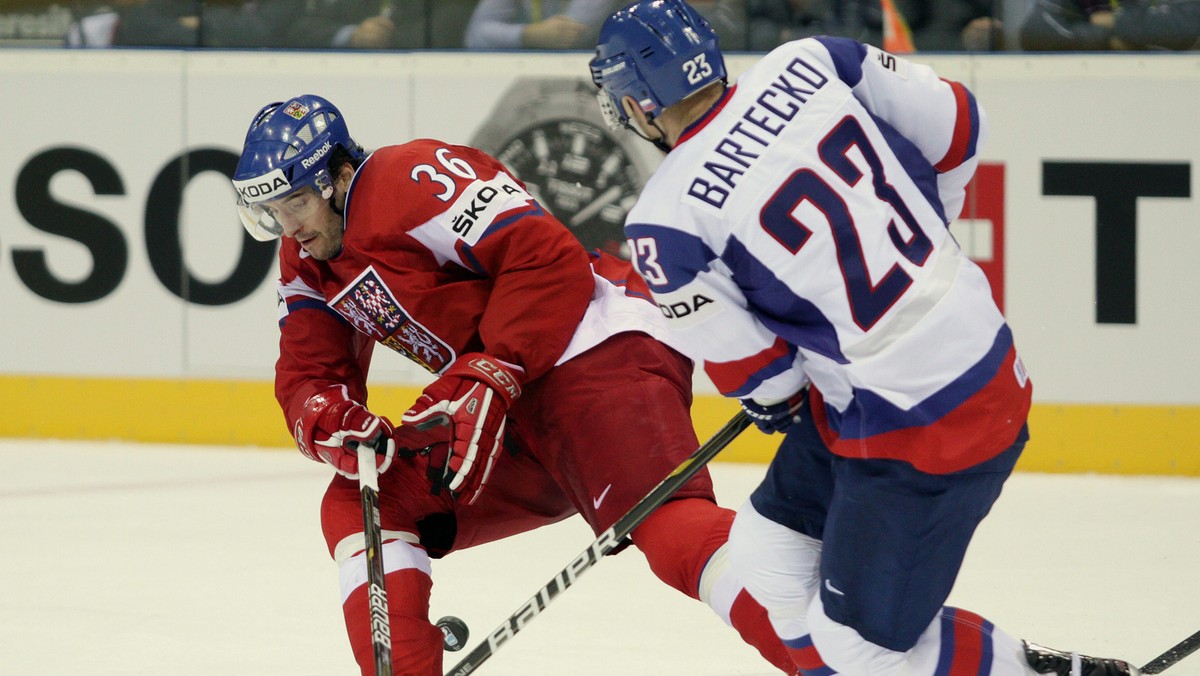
{"left": 294, "top": 385, "right": 397, "bottom": 479}
{"left": 401, "top": 353, "right": 522, "bottom": 504}
{"left": 740, "top": 388, "right": 808, "bottom": 434}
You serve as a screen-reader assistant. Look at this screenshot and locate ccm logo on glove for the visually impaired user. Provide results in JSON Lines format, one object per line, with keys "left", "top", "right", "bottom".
{"left": 468, "top": 356, "right": 521, "bottom": 399}
{"left": 402, "top": 354, "right": 523, "bottom": 504}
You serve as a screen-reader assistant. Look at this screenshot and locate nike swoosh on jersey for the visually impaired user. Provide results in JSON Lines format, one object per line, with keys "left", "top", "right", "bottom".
{"left": 592, "top": 484, "right": 613, "bottom": 510}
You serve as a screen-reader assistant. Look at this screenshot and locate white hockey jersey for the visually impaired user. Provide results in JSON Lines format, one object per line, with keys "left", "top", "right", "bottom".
{"left": 625, "top": 37, "right": 1031, "bottom": 474}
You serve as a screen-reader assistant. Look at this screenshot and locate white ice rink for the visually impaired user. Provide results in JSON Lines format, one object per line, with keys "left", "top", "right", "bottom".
{"left": 1, "top": 439, "right": 1197, "bottom": 675}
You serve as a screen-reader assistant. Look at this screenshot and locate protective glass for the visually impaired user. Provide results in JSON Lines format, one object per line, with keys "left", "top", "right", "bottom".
{"left": 236, "top": 185, "right": 327, "bottom": 242}
{"left": 235, "top": 173, "right": 333, "bottom": 242}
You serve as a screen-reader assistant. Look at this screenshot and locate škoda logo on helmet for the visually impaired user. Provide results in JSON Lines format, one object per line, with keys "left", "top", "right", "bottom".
{"left": 236, "top": 176, "right": 289, "bottom": 200}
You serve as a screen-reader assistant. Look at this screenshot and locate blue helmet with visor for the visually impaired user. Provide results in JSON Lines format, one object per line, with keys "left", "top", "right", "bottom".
{"left": 232, "top": 94, "right": 365, "bottom": 241}
{"left": 589, "top": 0, "right": 726, "bottom": 131}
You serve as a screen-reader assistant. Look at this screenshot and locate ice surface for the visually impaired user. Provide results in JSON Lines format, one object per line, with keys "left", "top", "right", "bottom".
{"left": 1, "top": 440, "right": 1196, "bottom": 675}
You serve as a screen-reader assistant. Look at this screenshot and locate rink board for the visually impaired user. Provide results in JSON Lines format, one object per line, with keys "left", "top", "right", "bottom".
{"left": 2, "top": 50, "right": 1198, "bottom": 474}
{"left": 2, "top": 374, "right": 1197, "bottom": 476}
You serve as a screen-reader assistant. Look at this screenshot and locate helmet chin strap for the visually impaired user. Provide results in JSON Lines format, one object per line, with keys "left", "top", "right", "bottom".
{"left": 647, "top": 118, "right": 673, "bottom": 154}
{"left": 621, "top": 82, "right": 728, "bottom": 155}
{"left": 623, "top": 117, "right": 673, "bottom": 154}
{"left": 322, "top": 175, "right": 346, "bottom": 218}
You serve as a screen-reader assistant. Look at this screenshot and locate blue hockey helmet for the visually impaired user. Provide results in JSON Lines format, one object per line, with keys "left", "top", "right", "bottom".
{"left": 589, "top": 0, "right": 726, "bottom": 130}
{"left": 232, "top": 94, "right": 365, "bottom": 241}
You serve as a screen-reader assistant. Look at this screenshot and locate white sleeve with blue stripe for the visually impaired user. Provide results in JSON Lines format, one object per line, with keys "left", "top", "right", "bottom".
{"left": 624, "top": 220, "right": 810, "bottom": 401}
{"left": 808, "top": 37, "right": 987, "bottom": 223}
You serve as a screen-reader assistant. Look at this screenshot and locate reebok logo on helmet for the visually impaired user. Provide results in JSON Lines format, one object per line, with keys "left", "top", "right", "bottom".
{"left": 301, "top": 141, "right": 333, "bottom": 170}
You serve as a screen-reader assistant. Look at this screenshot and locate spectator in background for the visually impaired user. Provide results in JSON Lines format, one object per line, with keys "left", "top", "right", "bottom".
{"left": 690, "top": 0, "right": 751, "bottom": 48}
{"left": 1020, "top": 0, "right": 1125, "bottom": 49}
{"left": 69, "top": 0, "right": 473, "bottom": 49}
{"left": 926, "top": 0, "right": 1006, "bottom": 51}
{"left": 65, "top": 1, "right": 124, "bottom": 45}
{"left": 281, "top": 0, "right": 476, "bottom": 49}
{"left": 747, "top": 0, "right": 1001, "bottom": 51}
{"left": 66, "top": 1, "right": 139, "bottom": 46}
{"left": 1, "top": 2, "right": 74, "bottom": 45}
{"left": 282, "top": 0, "right": 402, "bottom": 49}
{"left": 1115, "top": 0, "right": 1200, "bottom": 48}
{"left": 1020, "top": 0, "right": 1200, "bottom": 49}
{"left": 108, "top": 0, "right": 290, "bottom": 47}
{"left": 746, "top": 0, "right": 840, "bottom": 49}
{"left": 960, "top": 11, "right": 1004, "bottom": 50}
{"left": 464, "top": 0, "right": 617, "bottom": 49}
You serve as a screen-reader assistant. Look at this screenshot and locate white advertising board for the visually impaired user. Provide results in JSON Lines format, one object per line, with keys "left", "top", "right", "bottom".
{"left": 2, "top": 49, "right": 1198, "bottom": 410}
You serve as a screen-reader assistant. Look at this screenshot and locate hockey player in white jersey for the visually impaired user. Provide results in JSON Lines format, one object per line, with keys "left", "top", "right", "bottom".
{"left": 591, "top": 2, "right": 1141, "bottom": 675}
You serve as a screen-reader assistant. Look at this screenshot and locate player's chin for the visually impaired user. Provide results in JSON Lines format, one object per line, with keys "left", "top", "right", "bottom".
{"left": 304, "top": 240, "right": 338, "bottom": 261}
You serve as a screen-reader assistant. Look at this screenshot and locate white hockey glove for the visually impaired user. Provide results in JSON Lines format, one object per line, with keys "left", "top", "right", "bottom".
{"left": 740, "top": 388, "right": 808, "bottom": 434}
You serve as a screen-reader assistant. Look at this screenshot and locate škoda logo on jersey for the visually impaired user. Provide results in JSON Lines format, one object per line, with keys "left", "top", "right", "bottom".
{"left": 657, "top": 291, "right": 720, "bottom": 328}
{"left": 330, "top": 267, "right": 454, "bottom": 373}
{"left": 438, "top": 173, "right": 529, "bottom": 247}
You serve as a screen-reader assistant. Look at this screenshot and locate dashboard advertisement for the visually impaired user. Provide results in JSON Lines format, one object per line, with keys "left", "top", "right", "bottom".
{"left": 1, "top": 49, "right": 1196, "bottom": 472}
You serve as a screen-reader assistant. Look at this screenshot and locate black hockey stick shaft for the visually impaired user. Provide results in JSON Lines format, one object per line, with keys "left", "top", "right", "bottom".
{"left": 1141, "top": 629, "right": 1200, "bottom": 674}
{"left": 357, "top": 444, "right": 393, "bottom": 675}
{"left": 445, "top": 409, "right": 753, "bottom": 676}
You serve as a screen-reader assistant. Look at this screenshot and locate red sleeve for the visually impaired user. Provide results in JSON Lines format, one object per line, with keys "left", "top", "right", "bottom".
{"left": 454, "top": 146, "right": 593, "bottom": 381}
{"left": 471, "top": 213, "right": 592, "bottom": 381}
{"left": 273, "top": 246, "right": 376, "bottom": 435}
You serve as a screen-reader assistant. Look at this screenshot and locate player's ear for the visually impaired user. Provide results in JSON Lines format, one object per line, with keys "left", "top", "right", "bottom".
{"left": 622, "top": 96, "right": 661, "bottom": 141}
{"left": 328, "top": 162, "right": 355, "bottom": 211}
{"left": 333, "top": 162, "right": 355, "bottom": 194}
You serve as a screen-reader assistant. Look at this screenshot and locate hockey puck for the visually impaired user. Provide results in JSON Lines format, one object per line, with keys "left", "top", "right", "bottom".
{"left": 437, "top": 615, "right": 469, "bottom": 652}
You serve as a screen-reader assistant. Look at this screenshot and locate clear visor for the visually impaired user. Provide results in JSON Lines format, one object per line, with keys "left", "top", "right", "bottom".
{"left": 595, "top": 89, "right": 625, "bottom": 131}
{"left": 237, "top": 197, "right": 284, "bottom": 242}
{"left": 234, "top": 172, "right": 334, "bottom": 242}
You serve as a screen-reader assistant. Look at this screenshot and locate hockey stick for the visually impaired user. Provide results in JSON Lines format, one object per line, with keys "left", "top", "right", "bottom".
{"left": 1141, "top": 628, "right": 1200, "bottom": 674}
{"left": 445, "top": 409, "right": 753, "bottom": 676}
{"left": 356, "top": 442, "right": 393, "bottom": 675}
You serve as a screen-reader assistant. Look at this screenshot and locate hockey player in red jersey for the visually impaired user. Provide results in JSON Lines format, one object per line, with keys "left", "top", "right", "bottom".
{"left": 231, "top": 93, "right": 793, "bottom": 675}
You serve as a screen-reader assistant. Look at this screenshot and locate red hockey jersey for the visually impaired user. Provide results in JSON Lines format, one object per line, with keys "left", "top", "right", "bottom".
{"left": 272, "top": 139, "right": 669, "bottom": 432}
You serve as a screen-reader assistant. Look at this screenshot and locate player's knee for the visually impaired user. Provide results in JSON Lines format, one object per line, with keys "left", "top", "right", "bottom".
{"left": 319, "top": 476, "right": 365, "bottom": 558}
{"left": 334, "top": 534, "right": 431, "bottom": 601}
{"left": 632, "top": 497, "right": 731, "bottom": 598}
{"left": 728, "top": 501, "right": 823, "bottom": 611}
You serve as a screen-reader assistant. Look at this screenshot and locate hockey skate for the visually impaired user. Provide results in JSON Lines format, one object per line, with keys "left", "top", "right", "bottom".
{"left": 1024, "top": 640, "right": 1141, "bottom": 676}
